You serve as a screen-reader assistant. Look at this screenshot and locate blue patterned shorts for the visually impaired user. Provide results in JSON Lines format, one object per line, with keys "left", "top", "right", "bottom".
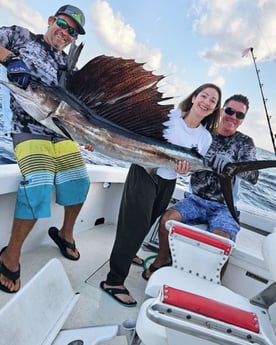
{"left": 170, "top": 192, "right": 240, "bottom": 241}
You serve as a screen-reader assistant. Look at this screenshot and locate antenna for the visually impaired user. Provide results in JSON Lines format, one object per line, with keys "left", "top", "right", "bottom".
{"left": 248, "top": 47, "right": 276, "bottom": 155}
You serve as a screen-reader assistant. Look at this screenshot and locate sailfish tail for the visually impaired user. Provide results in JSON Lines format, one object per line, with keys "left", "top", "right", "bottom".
{"left": 219, "top": 176, "right": 239, "bottom": 223}
{"left": 225, "top": 160, "right": 276, "bottom": 175}
{"left": 220, "top": 159, "right": 276, "bottom": 224}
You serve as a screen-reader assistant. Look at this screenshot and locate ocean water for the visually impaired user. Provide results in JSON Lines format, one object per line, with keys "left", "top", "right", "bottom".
{"left": 0, "top": 134, "right": 275, "bottom": 214}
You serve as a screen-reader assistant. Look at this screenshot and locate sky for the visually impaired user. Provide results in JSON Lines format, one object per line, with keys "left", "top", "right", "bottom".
{"left": 0, "top": 0, "right": 276, "bottom": 153}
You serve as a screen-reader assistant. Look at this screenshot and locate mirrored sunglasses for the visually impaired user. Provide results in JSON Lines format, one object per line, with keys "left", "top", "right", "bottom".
{"left": 54, "top": 17, "right": 78, "bottom": 38}
{"left": 224, "top": 107, "right": 246, "bottom": 120}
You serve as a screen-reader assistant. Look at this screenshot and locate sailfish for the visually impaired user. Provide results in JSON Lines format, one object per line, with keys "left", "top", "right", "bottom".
{"left": 0, "top": 42, "right": 275, "bottom": 223}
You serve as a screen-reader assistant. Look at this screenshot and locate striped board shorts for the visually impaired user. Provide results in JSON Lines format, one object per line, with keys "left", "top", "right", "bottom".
{"left": 13, "top": 134, "right": 90, "bottom": 219}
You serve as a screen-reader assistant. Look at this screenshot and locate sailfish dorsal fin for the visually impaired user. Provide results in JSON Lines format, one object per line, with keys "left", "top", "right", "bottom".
{"left": 66, "top": 55, "right": 174, "bottom": 140}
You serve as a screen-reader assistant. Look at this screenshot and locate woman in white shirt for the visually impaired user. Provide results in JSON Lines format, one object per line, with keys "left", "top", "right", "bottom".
{"left": 101, "top": 83, "right": 222, "bottom": 306}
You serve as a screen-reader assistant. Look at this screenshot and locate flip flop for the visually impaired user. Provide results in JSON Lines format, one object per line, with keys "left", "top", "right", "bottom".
{"left": 100, "top": 281, "right": 137, "bottom": 307}
{"left": 131, "top": 255, "right": 144, "bottom": 267}
{"left": 48, "top": 227, "right": 80, "bottom": 261}
{"left": 0, "top": 246, "right": 20, "bottom": 293}
{"left": 142, "top": 261, "right": 172, "bottom": 281}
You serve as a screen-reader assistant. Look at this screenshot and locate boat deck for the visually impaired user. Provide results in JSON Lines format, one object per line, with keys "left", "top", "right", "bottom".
{"left": 0, "top": 220, "right": 275, "bottom": 344}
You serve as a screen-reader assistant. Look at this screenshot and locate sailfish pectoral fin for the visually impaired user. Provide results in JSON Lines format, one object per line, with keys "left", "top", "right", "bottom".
{"left": 219, "top": 175, "right": 239, "bottom": 224}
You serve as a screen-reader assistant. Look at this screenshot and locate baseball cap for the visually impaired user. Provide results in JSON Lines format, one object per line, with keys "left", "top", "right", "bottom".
{"left": 55, "top": 4, "right": 85, "bottom": 34}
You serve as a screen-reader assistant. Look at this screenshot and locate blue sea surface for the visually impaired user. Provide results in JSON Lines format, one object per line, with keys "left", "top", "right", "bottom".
{"left": 0, "top": 134, "right": 275, "bottom": 214}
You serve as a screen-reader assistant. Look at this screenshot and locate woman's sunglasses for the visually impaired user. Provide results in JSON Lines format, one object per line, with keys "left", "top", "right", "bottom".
{"left": 224, "top": 107, "right": 246, "bottom": 120}
{"left": 54, "top": 17, "right": 78, "bottom": 38}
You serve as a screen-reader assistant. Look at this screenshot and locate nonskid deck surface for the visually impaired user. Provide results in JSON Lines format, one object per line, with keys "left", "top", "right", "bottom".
{"left": 0, "top": 223, "right": 151, "bottom": 344}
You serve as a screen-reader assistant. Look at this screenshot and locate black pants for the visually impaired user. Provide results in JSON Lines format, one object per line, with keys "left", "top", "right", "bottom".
{"left": 106, "top": 164, "right": 176, "bottom": 285}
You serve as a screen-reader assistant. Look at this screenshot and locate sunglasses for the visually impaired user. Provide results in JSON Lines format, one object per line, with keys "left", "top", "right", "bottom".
{"left": 224, "top": 107, "right": 246, "bottom": 120}
{"left": 54, "top": 17, "right": 78, "bottom": 38}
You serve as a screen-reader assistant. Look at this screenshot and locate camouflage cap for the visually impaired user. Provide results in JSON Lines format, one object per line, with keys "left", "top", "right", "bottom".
{"left": 55, "top": 4, "right": 85, "bottom": 34}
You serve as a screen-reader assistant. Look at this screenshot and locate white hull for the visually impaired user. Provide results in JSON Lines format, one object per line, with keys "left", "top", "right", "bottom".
{"left": 0, "top": 163, "right": 275, "bottom": 344}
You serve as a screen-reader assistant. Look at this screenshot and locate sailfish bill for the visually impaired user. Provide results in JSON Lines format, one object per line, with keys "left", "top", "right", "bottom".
{"left": 0, "top": 55, "right": 275, "bottom": 224}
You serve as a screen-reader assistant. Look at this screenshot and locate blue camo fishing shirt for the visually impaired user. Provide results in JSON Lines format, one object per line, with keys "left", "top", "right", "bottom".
{"left": 191, "top": 131, "right": 259, "bottom": 204}
{"left": 0, "top": 25, "right": 68, "bottom": 136}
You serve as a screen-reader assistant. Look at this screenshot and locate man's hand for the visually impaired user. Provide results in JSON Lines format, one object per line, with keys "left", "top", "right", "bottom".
{"left": 212, "top": 154, "right": 232, "bottom": 174}
{"left": 80, "top": 143, "right": 94, "bottom": 151}
{"left": 175, "top": 160, "right": 190, "bottom": 174}
{"left": 6, "top": 57, "right": 31, "bottom": 89}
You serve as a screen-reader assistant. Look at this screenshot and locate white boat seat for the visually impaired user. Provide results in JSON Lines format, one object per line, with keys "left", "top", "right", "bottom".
{"left": 145, "top": 220, "right": 235, "bottom": 297}
{"left": 262, "top": 230, "right": 276, "bottom": 282}
{"left": 250, "top": 230, "right": 276, "bottom": 309}
{"left": 137, "top": 283, "right": 276, "bottom": 345}
{"left": 52, "top": 319, "right": 137, "bottom": 345}
{"left": 0, "top": 258, "right": 80, "bottom": 345}
{"left": 0, "top": 258, "right": 135, "bottom": 345}
{"left": 136, "top": 230, "right": 276, "bottom": 345}
{"left": 52, "top": 325, "right": 120, "bottom": 345}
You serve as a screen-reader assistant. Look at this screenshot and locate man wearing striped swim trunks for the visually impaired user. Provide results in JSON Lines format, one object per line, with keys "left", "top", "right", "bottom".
{"left": 0, "top": 5, "right": 90, "bottom": 293}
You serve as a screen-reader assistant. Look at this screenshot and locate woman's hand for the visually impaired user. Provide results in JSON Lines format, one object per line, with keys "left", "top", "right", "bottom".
{"left": 175, "top": 160, "right": 190, "bottom": 174}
